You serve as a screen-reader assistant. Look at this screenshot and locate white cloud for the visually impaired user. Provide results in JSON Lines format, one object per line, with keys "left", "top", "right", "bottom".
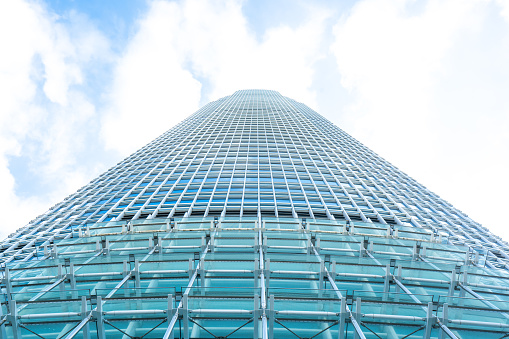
{"left": 101, "top": 0, "right": 330, "bottom": 156}
{"left": 332, "top": 0, "right": 509, "bottom": 238}
{"left": 0, "top": 0, "right": 329, "bottom": 239}
{"left": 101, "top": 1, "right": 202, "bottom": 156}
{"left": 0, "top": 0, "right": 110, "bottom": 238}
{"left": 178, "top": 0, "right": 329, "bottom": 105}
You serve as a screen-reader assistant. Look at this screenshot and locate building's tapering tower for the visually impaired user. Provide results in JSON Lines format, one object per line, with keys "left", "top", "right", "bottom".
{"left": 1, "top": 90, "right": 509, "bottom": 339}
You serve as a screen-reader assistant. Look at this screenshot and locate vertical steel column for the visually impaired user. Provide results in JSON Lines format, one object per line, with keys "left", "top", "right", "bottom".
{"left": 448, "top": 269, "right": 456, "bottom": 296}
{"left": 254, "top": 258, "right": 259, "bottom": 289}
{"left": 359, "top": 241, "right": 366, "bottom": 257}
{"left": 259, "top": 227, "right": 268, "bottom": 339}
{"left": 81, "top": 296, "right": 90, "bottom": 339}
{"left": 268, "top": 295, "right": 274, "bottom": 339}
{"left": 167, "top": 294, "right": 174, "bottom": 339}
{"left": 8, "top": 300, "right": 20, "bottom": 339}
{"left": 319, "top": 261, "right": 324, "bottom": 291}
{"left": 438, "top": 303, "right": 449, "bottom": 339}
{"left": 134, "top": 259, "right": 140, "bottom": 287}
{"left": 122, "top": 260, "right": 130, "bottom": 297}
{"left": 338, "top": 297, "right": 346, "bottom": 339}
{"left": 70, "top": 263, "right": 78, "bottom": 299}
{"left": 210, "top": 234, "right": 215, "bottom": 252}
{"left": 94, "top": 296, "right": 106, "bottom": 339}
{"left": 134, "top": 258, "right": 141, "bottom": 298}
{"left": 0, "top": 304, "right": 7, "bottom": 339}
{"left": 4, "top": 268, "right": 12, "bottom": 305}
{"left": 423, "top": 302, "right": 433, "bottom": 339}
{"left": 395, "top": 265, "right": 402, "bottom": 287}
{"left": 459, "top": 270, "right": 467, "bottom": 298}
{"left": 199, "top": 258, "right": 205, "bottom": 287}
{"left": 253, "top": 294, "right": 259, "bottom": 339}
{"left": 354, "top": 298, "right": 361, "bottom": 339}
{"left": 58, "top": 264, "right": 66, "bottom": 300}
{"left": 383, "top": 263, "right": 391, "bottom": 300}
{"left": 188, "top": 259, "right": 194, "bottom": 280}
{"left": 182, "top": 294, "right": 189, "bottom": 339}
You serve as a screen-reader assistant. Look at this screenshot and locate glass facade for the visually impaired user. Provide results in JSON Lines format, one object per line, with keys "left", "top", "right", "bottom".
{"left": 1, "top": 89, "right": 509, "bottom": 338}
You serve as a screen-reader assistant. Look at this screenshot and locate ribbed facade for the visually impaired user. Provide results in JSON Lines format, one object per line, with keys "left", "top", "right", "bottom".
{"left": 1, "top": 90, "right": 509, "bottom": 338}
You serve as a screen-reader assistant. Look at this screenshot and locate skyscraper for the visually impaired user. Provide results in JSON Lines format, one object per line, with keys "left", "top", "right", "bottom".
{"left": 1, "top": 89, "right": 508, "bottom": 338}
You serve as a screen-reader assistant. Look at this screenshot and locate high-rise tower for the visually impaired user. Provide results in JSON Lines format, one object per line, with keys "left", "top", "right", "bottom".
{"left": 1, "top": 90, "right": 508, "bottom": 339}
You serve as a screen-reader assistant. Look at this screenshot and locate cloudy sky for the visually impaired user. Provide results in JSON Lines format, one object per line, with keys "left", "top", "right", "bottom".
{"left": 1, "top": 0, "right": 508, "bottom": 240}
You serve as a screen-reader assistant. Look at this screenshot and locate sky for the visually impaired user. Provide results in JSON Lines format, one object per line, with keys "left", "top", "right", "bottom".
{"left": 0, "top": 0, "right": 508, "bottom": 241}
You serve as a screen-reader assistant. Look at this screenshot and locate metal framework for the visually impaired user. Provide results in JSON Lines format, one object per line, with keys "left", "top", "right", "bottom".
{"left": 1, "top": 90, "right": 509, "bottom": 338}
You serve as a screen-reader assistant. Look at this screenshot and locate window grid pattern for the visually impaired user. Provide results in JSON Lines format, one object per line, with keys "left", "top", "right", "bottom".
{"left": 2, "top": 90, "right": 505, "bottom": 269}
{"left": 0, "top": 90, "right": 508, "bottom": 338}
